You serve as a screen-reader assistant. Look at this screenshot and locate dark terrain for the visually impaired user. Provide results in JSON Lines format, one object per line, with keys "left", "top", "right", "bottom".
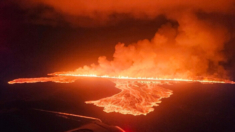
{"left": 0, "top": 78, "right": 235, "bottom": 132}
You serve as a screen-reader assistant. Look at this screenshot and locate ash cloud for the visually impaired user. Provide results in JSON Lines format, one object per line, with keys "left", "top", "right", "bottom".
{"left": 14, "top": 0, "right": 235, "bottom": 79}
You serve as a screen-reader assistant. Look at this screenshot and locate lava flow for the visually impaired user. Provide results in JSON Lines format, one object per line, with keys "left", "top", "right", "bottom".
{"left": 8, "top": 74, "right": 235, "bottom": 115}
{"left": 86, "top": 80, "right": 173, "bottom": 115}
{"left": 8, "top": 75, "right": 174, "bottom": 115}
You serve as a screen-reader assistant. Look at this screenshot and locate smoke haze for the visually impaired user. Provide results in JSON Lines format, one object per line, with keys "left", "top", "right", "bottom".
{"left": 11, "top": 0, "right": 233, "bottom": 27}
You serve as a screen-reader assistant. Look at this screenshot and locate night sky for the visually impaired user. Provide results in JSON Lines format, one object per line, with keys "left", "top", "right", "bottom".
{"left": 1, "top": 0, "right": 235, "bottom": 132}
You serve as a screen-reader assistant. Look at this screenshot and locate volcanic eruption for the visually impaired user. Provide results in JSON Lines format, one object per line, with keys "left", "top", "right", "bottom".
{"left": 8, "top": 0, "right": 235, "bottom": 115}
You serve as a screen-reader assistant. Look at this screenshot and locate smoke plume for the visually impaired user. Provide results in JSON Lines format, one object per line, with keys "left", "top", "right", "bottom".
{"left": 53, "top": 12, "right": 231, "bottom": 79}
{"left": 14, "top": 0, "right": 235, "bottom": 79}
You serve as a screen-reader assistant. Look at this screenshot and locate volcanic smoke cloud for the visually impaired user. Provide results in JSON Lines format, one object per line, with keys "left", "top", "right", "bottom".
{"left": 14, "top": 0, "right": 234, "bottom": 79}
{"left": 49, "top": 14, "right": 231, "bottom": 80}
{"left": 58, "top": 16, "right": 230, "bottom": 79}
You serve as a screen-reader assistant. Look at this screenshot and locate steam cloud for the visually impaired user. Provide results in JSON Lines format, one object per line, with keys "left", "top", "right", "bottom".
{"left": 16, "top": 0, "right": 235, "bottom": 79}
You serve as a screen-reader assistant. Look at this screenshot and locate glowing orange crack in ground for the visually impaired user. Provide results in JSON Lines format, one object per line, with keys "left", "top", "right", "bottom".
{"left": 51, "top": 73, "right": 235, "bottom": 84}
{"left": 8, "top": 73, "right": 235, "bottom": 84}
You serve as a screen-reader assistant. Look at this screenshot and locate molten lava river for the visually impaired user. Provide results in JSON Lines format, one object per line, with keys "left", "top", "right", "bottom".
{"left": 8, "top": 74, "right": 234, "bottom": 116}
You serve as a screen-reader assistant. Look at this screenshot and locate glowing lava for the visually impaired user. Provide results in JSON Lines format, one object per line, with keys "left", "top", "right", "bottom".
{"left": 8, "top": 76, "right": 78, "bottom": 84}
{"left": 86, "top": 80, "right": 173, "bottom": 115}
{"left": 9, "top": 73, "right": 235, "bottom": 84}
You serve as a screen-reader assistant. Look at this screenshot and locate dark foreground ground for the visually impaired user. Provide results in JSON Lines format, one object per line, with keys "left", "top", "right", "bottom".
{"left": 0, "top": 78, "right": 235, "bottom": 132}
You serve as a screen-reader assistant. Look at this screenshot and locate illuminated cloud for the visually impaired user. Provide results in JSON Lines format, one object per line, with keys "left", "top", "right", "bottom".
{"left": 15, "top": 0, "right": 235, "bottom": 26}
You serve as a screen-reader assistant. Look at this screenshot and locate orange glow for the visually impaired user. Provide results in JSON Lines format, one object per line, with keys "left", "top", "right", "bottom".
{"left": 7, "top": 6, "right": 235, "bottom": 115}
{"left": 8, "top": 76, "right": 78, "bottom": 84}
{"left": 49, "top": 73, "right": 235, "bottom": 84}
{"left": 8, "top": 74, "right": 235, "bottom": 85}
{"left": 7, "top": 0, "right": 235, "bottom": 118}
